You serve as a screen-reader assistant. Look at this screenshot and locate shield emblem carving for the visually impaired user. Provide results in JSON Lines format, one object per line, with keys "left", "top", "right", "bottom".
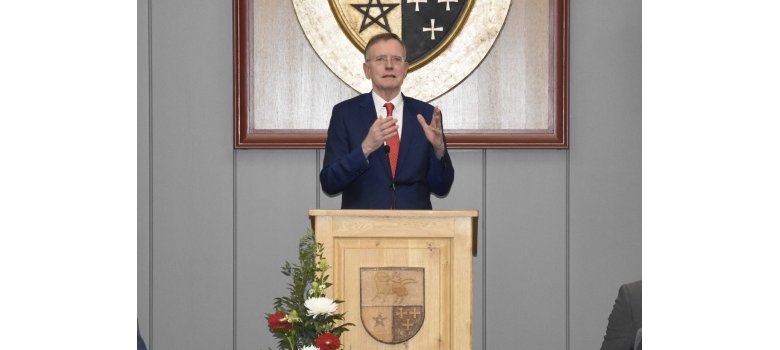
{"left": 360, "top": 267, "right": 425, "bottom": 344}
{"left": 329, "top": 0, "right": 474, "bottom": 71}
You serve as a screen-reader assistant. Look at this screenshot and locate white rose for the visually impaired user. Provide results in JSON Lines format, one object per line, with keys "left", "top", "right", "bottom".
{"left": 300, "top": 345, "right": 319, "bottom": 350}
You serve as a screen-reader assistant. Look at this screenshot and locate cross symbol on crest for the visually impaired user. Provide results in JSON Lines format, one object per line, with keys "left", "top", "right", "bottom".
{"left": 422, "top": 18, "right": 443, "bottom": 40}
{"left": 438, "top": 0, "right": 458, "bottom": 11}
{"left": 351, "top": 0, "right": 400, "bottom": 33}
{"left": 407, "top": 0, "right": 427, "bottom": 12}
{"left": 402, "top": 318, "right": 415, "bottom": 331}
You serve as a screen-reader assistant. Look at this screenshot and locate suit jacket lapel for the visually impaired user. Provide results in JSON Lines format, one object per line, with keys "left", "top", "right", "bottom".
{"left": 397, "top": 95, "right": 419, "bottom": 179}
{"left": 358, "top": 93, "right": 376, "bottom": 133}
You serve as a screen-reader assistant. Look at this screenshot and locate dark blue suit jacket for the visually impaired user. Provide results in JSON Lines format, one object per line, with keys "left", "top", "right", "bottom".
{"left": 320, "top": 93, "right": 454, "bottom": 209}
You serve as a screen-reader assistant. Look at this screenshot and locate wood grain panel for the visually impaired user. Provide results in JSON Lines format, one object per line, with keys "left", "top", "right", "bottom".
{"left": 431, "top": 0, "right": 550, "bottom": 130}
{"left": 313, "top": 210, "right": 476, "bottom": 350}
{"left": 338, "top": 238, "right": 451, "bottom": 350}
{"left": 251, "top": 1, "right": 356, "bottom": 129}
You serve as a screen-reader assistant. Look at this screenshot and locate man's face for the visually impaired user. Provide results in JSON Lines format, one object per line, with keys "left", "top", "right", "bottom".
{"left": 363, "top": 39, "right": 409, "bottom": 96}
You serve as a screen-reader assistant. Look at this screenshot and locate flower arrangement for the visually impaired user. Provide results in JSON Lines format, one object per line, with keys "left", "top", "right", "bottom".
{"left": 266, "top": 230, "right": 353, "bottom": 350}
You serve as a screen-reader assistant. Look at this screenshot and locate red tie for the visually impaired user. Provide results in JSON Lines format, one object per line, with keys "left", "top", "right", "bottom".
{"left": 385, "top": 103, "right": 399, "bottom": 178}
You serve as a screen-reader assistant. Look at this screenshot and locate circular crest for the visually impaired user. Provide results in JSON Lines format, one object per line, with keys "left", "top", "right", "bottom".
{"left": 293, "top": 0, "right": 511, "bottom": 102}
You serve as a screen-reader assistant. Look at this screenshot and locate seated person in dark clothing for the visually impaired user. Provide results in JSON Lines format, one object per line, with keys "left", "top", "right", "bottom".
{"left": 601, "top": 280, "right": 642, "bottom": 350}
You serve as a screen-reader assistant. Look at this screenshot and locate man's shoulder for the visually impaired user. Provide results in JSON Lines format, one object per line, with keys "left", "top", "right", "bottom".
{"left": 402, "top": 95, "right": 433, "bottom": 114}
{"left": 403, "top": 95, "right": 431, "bottom": 107}
{"left": 334, "top": 93, "right": 371, "bottom": 110}
{"left": 329, "top": 94, "right": 371, "bottom": 126}
{"left": 622, "top": 280, "right": 641, "bottom": 295}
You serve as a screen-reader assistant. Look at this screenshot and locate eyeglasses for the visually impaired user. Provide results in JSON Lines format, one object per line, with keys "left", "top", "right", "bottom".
{"left": 366, "top": 55, "right": 406, "bottom": 65}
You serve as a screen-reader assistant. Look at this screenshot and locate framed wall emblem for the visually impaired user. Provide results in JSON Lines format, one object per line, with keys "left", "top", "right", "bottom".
{"left": 234, "top": 0, "right": 569, "bottom": 148}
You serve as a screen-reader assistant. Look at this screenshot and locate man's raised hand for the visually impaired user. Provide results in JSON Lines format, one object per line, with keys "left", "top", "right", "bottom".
{"left": 417, "top": 106, "right": 445, "bottom": 159}
{"left": 361, "top": 116, "right": 398, "bottom": 158}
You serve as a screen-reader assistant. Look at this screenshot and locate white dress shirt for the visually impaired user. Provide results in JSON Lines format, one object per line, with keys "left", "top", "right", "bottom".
{"left": 371, "top": 91, "right": 404, "bottom": 140}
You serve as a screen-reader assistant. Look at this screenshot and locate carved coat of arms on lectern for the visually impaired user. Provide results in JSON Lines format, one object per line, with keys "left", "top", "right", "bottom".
{"left": 360, "top": 267, "right": 425, "bottom": 344}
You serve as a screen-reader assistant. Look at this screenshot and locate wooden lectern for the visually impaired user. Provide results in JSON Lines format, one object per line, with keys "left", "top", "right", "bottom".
{"left": 309, "top": 209, "right": 478, "bottom": 350}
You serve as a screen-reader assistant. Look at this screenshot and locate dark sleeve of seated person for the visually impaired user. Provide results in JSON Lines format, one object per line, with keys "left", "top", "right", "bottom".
{"left": 138, "top": 322, "right": 147, "bottom": 350}
{"left": 600, "top": 280, "right": 642, "bottom": 350}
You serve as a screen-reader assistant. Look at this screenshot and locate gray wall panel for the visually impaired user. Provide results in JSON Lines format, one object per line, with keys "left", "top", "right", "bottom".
{"left": 137, "top": 0, "right": 150, "bottom": 343}
{"left": 431, "top": 150, "right": 483, "bottom": 211}
{"left": 433, "top": 150, "right": 485, "bottom": 350}
{"left": 150, "top": 0, "right": 234, "bottom": 348}
{"left": 316, "top": 149, "right": 343, "bottom": 210}
{"left": 236, "top": 150, "right": 317, "bottom": 350}
{"left": 569, "top": 0, "right": 642, "bottom": 349}
{"left": 485, "top": 150, "right": 568, "bottom": 349}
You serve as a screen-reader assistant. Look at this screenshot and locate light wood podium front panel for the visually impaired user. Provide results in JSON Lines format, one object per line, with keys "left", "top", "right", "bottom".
{"left": 310, "top": 210, "right": 478, "bottom": 350}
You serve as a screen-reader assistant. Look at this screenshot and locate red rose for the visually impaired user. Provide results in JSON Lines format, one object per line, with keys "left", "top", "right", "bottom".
{"left": 267, "top": 312, "right": 292, "bottom": 332}
{"left": 315, "top": 333, "right": 341, "bottom": 350}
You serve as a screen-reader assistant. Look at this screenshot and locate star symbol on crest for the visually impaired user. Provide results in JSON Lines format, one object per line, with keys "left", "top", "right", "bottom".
{"left": 372, "top": 313, "right": 386, "bottom": 327}
{"left": 351, "top": 0, "right": 399, "bottom": 33}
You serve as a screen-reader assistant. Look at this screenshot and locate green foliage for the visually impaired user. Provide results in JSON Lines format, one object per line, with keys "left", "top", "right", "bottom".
{"left": 267, "top": 230, "right": 354, "bottom": 350}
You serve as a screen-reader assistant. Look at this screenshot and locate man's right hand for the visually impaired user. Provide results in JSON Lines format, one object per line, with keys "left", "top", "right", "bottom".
{"left": 361, "top": 116, "right": 398, "bottom": 158}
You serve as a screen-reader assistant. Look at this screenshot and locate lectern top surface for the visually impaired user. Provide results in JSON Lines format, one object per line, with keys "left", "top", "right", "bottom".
{"left": 308, "top": 209, "right": 479, "bottom": 218}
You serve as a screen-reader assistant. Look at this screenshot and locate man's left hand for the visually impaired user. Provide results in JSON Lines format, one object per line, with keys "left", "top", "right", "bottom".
{"left": 417, "top": 106, "right": 446, "bottom": 160}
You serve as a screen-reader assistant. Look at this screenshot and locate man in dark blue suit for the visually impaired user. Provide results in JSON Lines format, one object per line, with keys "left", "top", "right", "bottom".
{"left": 320, "top": 33, "right": 454, "bottom": 209}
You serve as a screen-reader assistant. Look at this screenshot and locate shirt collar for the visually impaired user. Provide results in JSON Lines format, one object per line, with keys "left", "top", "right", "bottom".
{"left": 371, "top": 91, "right": 404, "bottom": 114}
